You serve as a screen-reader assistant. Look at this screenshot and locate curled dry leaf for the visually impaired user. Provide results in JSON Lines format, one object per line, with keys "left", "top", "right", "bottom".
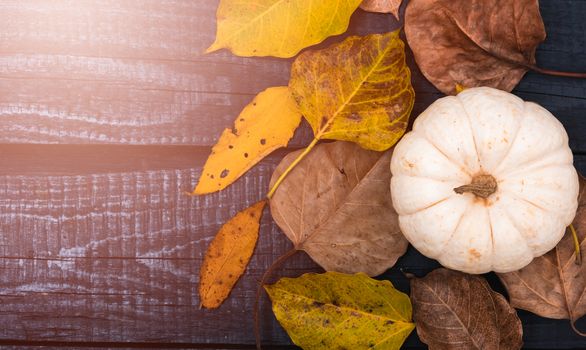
{"left": 269, "top": 141, "right": 408, "bottom": 276}
{"left": 206, "top": 0, "right": 362, "bottom": 58}
{"left": 498, "top": 174, "right": 586, "bottom": 334}
{"left": 265, "top": 272, "right": 414, "bottom": 349}
{"left": 411, "top": 268, "right": 523, "bottom": 350}
{"left": 290, "top": 30, "right": 414, "bottom": 151}
{"left": 360, "top": 0, "right": 403, "bottom": 20}
{"left": 405, "top": 0, "right": 546, "bottom": 95}
{"left": 192, "top": 87, "right": 302, "bottom": 195}
{"left": 199, "top": 200, "right": 266, "bottom": 309}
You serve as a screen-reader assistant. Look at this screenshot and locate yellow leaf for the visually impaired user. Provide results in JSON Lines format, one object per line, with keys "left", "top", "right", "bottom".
{"left": 199, "top": 200, "right": 266, "bottom": 309}
{"left": 206, "top": 0, "right": 362, "bottom": 58}
{"left": 192, "top": 87, "right": 301, "bottom": 195}
{"left": 455, "top": 83, "right": 467, "bottom": 94}
{"left": 289, "top": 30, "right": 415, "bottom": 151}
{"left": 265, "top": 272, "right": 415, "bottom": 349}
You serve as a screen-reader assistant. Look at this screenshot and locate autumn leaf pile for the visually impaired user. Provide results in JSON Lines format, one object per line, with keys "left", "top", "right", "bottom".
{"left": 191, "top": 0, "right": 586, "bottom": 349}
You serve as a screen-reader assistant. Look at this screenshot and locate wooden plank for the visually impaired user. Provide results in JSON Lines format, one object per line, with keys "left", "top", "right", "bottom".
{"left": 515, "top": 7, "right": 586, "bottom": 157}
{"left": 0, "top": 144, "right": 218, "bottom": 176}
{"left": 0, "top": 0, "right": 397, "bottom": 146}
{"left": 0, "top": 0, "right": 585, "bottom": 348}
{"left": 0, "top": 344, "right": 263, "bottom": 350}
{"left": 0, "top": 148, "right": 584, "bottom": 347}
{"left": 0, "top": 0, "right": 584, "bottom": 150}
{"left": 0, "top": 158, "right": 319, "bottom": 344}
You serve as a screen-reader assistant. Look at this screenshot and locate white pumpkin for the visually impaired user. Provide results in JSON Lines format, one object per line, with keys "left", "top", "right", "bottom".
{"left": 390, "top": 87, "right": 579, "bottom": 274}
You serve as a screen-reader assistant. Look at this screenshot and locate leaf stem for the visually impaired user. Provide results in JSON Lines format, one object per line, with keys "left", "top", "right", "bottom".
{"left": 570, "top": 224, "right": 582, "bottom": 265}
{"left": 479, "top": 45, "right": 586, "bottom": 79}
{"left": 254, "top": 248, "right": 298, "bottom": 350}
{"left": 266, "top": 137, "right": 320, "bottom": 199}
{"left": 528, "top": 64, "right": 586, "bottom": 79}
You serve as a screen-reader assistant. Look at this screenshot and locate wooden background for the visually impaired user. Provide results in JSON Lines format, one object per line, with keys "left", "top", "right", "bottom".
{"left": 0, "top": 0, "right": 584, "bottom": 348}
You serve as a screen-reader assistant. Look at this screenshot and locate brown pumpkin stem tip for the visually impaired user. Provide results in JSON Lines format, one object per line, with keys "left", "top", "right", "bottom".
{"left": 454, "top": 174, "right": 498, "bottom": 199}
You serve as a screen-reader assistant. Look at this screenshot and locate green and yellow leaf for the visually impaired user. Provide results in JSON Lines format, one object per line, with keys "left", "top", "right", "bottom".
{"left": 265, "top": 272, "right": 415, "bottom": 349}
{"left": 206, "top": 0, "right": 362, "bottom": 58}
{"left": 192, "top": 87, "right": 301, "bottom": 195}
{"left": 289, "top": 30, "right": 415, "bottom": 151}
{"left": 199, "top": 200, "right": 266, "bottom": 309}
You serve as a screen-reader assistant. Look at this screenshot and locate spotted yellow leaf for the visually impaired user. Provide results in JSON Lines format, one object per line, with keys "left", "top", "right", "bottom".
{"left": 199, "top": 200, "right": 266, "bottom": 309}
{"left": 265, "top": 272, "right": 415, "bottom": 349}
{"left": 289, "top": 30, "right": 415, "bottom": 151}
{"left": 206, "top": 0, "right": 362, "bottom": 58}
{"left": 192, "top": 87, "right": 301, "bottom": 195}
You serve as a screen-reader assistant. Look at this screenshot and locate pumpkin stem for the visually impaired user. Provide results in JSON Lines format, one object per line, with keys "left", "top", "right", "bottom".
{"left": 454, "top": 174, "right": 497, "bottom": 199}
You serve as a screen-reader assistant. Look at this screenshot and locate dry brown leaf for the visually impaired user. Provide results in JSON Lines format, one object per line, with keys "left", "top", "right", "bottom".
{"left": 498, "top": 174, "right": 586, "bottom": 334}
{"left": 268, "top": 141, "right": 408, "bottom": 276}
{"left": 405, "top": 0, "right": 546, "bottom": 95}
{"left": 411, "top": 268, "right": 523, "bottom": 350}
{"left": 360, "top": 0, "right": 403, "bottom": 19}
{"left": 199, "top": 200, "right": 266, "bottom": 309}
{"left": 493, "top": 292, "right": 525, "bottom": 349}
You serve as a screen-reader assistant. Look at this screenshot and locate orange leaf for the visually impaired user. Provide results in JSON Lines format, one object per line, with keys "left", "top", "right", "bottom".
{"left": 199, "top": 200, "right": 266, "bottom": 309}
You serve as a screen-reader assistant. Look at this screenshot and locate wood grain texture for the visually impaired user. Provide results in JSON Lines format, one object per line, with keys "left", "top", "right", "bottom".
{"left": 0, "top": 147, "right": 584, "bottom": 348}
{"left": 0, "top": 154, "right": 319, "bottom": 345}
{"left": 0, "top": 0, "right": 583, "bottom": 150}
{"left": 0, "top": 0, "right": 290, "bottom": 145}
{"left": 0, "top": 0, "right": 585, "bottom": 348}
{"left": 0, "top": 0, "right": 394, "bottom": 146}
{"left": 512, "top": 0, "right": 586, "bottom": 153}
